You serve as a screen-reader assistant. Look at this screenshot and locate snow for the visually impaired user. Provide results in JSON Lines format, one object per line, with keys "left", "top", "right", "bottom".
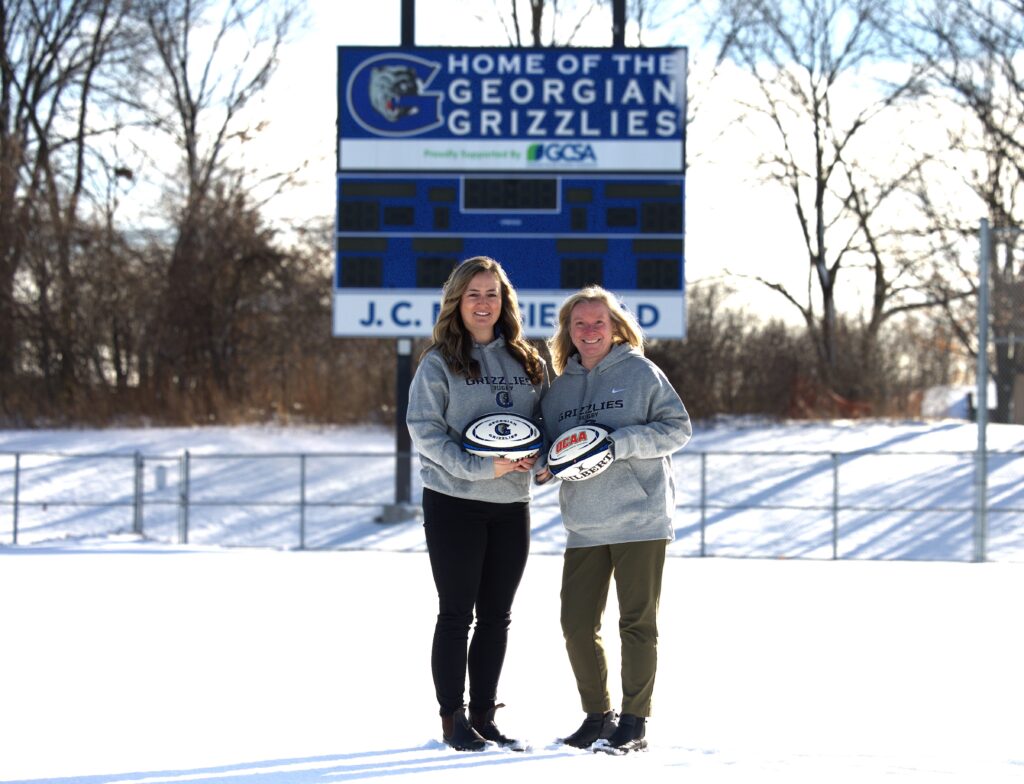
{"left": 3, "top": 418, "right": 1024, "bottom": 561}
{"left": 1, "top": 419, "right": 1023, "bottom": 782}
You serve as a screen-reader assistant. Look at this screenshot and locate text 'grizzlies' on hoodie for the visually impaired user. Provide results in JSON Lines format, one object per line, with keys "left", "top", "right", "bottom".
{"left": 540, "top": 342, "right": 691, "bottom": 548}
{"left": 407, "top": 337, "right": 548, "bottom": 504}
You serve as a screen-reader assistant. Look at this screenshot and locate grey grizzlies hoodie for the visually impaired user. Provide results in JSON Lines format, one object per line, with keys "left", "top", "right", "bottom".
{"left": 407, "top": 337, "right": 547, "bottom": 504}
{"left": 540, "top": 342, "right": 691, "bottom": 548}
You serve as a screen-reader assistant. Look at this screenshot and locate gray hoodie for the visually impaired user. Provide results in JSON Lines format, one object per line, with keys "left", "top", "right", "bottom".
{"left": 407, "top": 337, "right": 547, "bottom": 504}
{"left": 540, "top": 343, "right": 691, "bottom": 548}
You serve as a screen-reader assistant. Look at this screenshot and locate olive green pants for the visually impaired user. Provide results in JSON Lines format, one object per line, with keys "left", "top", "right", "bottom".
{"left": 560, "top": 538, "right": 667, "bottom": 717}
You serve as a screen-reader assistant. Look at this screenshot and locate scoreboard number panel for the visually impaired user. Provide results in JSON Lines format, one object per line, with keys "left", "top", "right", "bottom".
{"left": 463, "top": 178, "right": 559, "bottom": 212}
{"left": 336, "top": 174, "right": 684, "bottom": 291}
{"left": 335, "top": 46, "right": 687, "bottom": 338}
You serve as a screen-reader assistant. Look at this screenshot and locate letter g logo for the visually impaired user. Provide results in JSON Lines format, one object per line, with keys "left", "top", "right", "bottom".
{"left": 347, "top": 53, "right": 444, "bottom": 137}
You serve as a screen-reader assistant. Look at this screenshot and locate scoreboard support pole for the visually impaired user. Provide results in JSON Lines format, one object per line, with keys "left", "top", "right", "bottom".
{"left": 396, "top": 337, "right": 413, "bottom": 507}
{"left": 401, "top": 0, "right": 414, "bottom": 46}
{"left": 380, "top": 337, "right": 418, "bottom": 523}
{"left": 376, "top": 0, "right": 419, "bottom": 525}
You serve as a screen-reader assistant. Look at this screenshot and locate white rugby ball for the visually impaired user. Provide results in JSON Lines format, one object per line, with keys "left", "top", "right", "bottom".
{"left": 462, "top": 412, "right": 544, "bottom": 461}
{"left": 548, "top": 423, "right": 615, "bottom": 482}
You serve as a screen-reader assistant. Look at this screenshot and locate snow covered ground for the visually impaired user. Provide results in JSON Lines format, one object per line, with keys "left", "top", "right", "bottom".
{"left": 1, "top": 419, "right": 1023, "bottom": 782}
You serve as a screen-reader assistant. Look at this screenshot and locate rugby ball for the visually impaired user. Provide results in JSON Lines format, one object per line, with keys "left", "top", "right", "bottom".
{"left": 462, "top": 413, "right": 544, "bottom": 461}
{"left": 548, "top": 423, "right": 615, "bottom": 482}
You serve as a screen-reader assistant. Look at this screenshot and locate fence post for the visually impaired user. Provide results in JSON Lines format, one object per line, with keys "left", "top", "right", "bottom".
{"left": 178, "top": 450, "right": 190, "bottom": 545}
{"left": 974, "top": 218, "right": 990, "bottom": 563}
{"left": 298, "top": 454, "right": 307, "bottom": 550}
{"left": 12, "top": 453, "right": 20, "bottom": 545}
{"left": 133, "top": 451, "right": 144, "bottom": 536}
{"left": 700, "top": 452, "right": 707, "bottom": 557}
{"left": 831, "top": 453, "right": 840, "bottom": 560}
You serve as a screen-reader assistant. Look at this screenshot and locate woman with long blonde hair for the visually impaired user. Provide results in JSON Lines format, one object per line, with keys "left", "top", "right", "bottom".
{"left": 537, "top": 286, "right": 691, "bottom": 754}
{"left": 407, "top": 256, "right": 547, "bottom": 752}
{"left": 546, "top": 286, "right": 645, "bottom": 375}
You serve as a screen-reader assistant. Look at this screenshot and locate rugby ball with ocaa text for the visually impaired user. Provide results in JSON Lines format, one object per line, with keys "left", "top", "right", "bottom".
{"left": 462, "top": 413, "right": 544, "bottom": 461}
{"left": 547, "top": 423, "right": 615, "bottom": 481}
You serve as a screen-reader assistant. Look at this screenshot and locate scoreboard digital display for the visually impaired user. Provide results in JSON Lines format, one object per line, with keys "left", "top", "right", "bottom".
{"left": 336, "top": 174, "right": 683, "bottom": 290}
{"left": 335, "top": 46, "right": 687, "bottom": 338}
{"left": 463, "top": 178, "right": 558, "bottom": 211}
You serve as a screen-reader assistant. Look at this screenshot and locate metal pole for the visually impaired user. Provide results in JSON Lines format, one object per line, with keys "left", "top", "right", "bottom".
{"left": 974, "top": 219, "right": 990, "bottom": 563}
{"left": 179, "top": 450, "right": 191, "bottom": 545}
{"left": 831, "top": 453, "right": 840, "bottom": 560}
{"left": 299, "top": 454, "right": 307, "bottom": 550}
{"left": 1010, "top": 333, "right": 1018, "bottom": 425}
{"left": 381, "top": 338, "right": 417, "bottom": 523}
{"left": 401, "top": 0, "right": 414, "bottom": 46}
{"left": 699, "top": 452, "right": 707, "bottom": 557}
{"left": 133, "top": 451, "right": 144, "bottom": 536}
{"left": 612, "top": 0, "right": 626, "bottom": 47}
{"left": 395, "top": 338, "right": 413, "bottom": 506}
{"left": 12, "top": 453, "right": 20, "bottom": 545}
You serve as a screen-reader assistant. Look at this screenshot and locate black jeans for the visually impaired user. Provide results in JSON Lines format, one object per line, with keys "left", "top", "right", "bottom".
{"left": 422, "top": 487, "right": 531, "bottom": 716}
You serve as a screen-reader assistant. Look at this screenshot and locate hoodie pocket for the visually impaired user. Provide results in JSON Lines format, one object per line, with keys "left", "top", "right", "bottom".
{"left": 560, "top": 461, "right": 650, "bottom": 533}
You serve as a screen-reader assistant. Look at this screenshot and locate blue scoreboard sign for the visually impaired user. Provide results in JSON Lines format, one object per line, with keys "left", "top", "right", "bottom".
{"left": 335, "top": 46, "right": 687, "bottom": 338}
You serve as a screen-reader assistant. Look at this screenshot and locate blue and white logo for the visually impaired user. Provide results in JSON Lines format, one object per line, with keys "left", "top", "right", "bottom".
{"left": 527, "top": 142, "right": 598, "bottom": 164}
{"left": 346, "top": 53, "right": 444, "bottom": 137}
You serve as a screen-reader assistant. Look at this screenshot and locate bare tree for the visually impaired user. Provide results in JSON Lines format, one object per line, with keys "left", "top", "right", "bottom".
{"left": 703, "top": 0, "right": 935, "bottom": 394}
{"left": 129, "top": 0, "right": 299, "bottom": 412}
{"left": 493, "top": 0, "right": 653, "bottom": 46}
{"left": 0, "top": 0, "right": 134, "bottom": 413}
{"left": 901, "top": 0, "right": 1024, "bottom": 422}
{"left": 496, "top": 0, "right": 695, "bottom": 46}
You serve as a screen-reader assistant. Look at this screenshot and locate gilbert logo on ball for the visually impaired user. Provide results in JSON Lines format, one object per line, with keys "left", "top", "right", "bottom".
{"left": 462, "top": 413, "right": 544, "bottom": 461}
{"left": 548, "top": 423, "right": 615, "bottom": 481}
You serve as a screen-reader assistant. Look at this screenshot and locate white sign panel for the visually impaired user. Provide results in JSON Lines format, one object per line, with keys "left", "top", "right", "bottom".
{"left": 338, "top": 139, "right": 685, "bottom": 172}
{"left": 334, "top": 290, "right": 685, "bottom": 339}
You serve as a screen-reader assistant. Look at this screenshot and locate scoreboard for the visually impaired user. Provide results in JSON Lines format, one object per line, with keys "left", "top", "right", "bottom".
{"left": 335, "top": 46, "right": 687, "bottom": 338}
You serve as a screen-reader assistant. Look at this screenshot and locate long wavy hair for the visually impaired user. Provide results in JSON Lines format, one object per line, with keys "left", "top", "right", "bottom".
{"left": 548, "top": 286, "right": 644, "bottom": 375}
{"left": 422, "top": 256, "right": 545, "bottom": 384}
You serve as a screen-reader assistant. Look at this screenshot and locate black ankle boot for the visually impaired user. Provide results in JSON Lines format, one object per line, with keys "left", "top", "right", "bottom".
{"left": 560, "top": 710, "right": 618, "bottom": 748}
{"left": 470, "top": 703, "right": 523, "bottom": 750}
{"left": 440, "top": 707, "right": 487, "bottom": 751}
{"left": 604, "top": 713, "right": 647, "bottom": 752}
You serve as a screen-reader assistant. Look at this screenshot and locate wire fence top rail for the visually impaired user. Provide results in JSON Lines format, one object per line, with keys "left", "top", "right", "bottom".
{"left": 3, "top": 447, "right": 1023, "bottom": 458}
{"left": 1, "top": 444, "right": 1022, "bottom": 561}
{"left": 0, "top": 450, "right": 398, "bottom": 459}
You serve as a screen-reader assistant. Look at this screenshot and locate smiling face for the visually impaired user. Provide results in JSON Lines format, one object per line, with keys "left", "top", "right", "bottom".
{"left": 569, "top": 299, "right": 614, "bottom": 369}
{"left": 460, "top": 270, "right": 502, "bottom": 344}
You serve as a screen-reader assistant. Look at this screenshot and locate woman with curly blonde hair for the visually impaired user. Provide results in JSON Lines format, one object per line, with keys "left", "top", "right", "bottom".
{"left": 407, "top": 256, "right": 548, "bottom": 752}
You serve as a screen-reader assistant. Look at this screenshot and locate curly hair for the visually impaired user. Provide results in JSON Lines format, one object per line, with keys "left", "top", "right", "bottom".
{"left": 422, "top": 256, "right": 545, "bottom": 384}
{"left": 548, "top": 286, "right": 644, "bottom": 375}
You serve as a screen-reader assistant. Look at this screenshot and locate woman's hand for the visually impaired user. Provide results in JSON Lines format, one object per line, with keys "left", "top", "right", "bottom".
{"left": 493, "top": 454, "right": 537, "bottom": 478}
{"left": 535, "top": 467, "right": 553, "bottom": 484}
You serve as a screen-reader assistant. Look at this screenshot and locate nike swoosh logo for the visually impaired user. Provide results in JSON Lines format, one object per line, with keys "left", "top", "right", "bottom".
{"left": 611, "top": 387, "right": 626, "bottom": 394}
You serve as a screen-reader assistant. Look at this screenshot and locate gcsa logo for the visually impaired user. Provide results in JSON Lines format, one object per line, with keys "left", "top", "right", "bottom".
{"left": 527, "top": 143, "right": 598, "bottom": 164}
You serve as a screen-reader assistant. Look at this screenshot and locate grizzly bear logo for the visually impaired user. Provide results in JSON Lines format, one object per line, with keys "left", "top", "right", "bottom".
{"left": 369, "top": 65, "right": 420, "bottom": 122}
